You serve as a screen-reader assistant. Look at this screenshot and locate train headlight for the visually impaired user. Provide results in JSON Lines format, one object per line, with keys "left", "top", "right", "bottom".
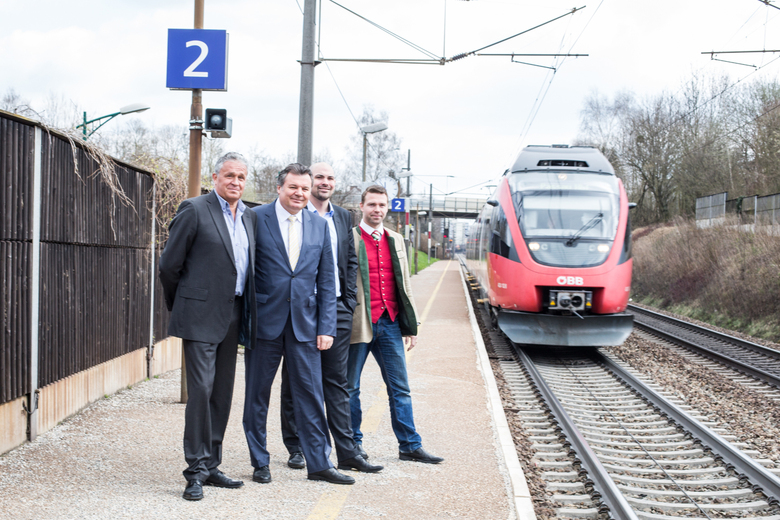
{"left": 597, "top": 244, "right": 610, "bottom": 253}
{"left": 529, "top": 242, "right": 540, "bottom": 251}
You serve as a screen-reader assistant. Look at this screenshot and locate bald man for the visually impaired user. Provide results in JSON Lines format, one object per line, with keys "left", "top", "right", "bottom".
{"left": 279, "top": 163, "right": 382, "bottom": 474}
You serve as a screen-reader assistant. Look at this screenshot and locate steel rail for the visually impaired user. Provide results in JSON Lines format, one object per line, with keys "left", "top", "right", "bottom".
{"left": 595, "top": 349, "right": 780, "bottom": 505}
{"left": 628, "top": 304, "right": 780, "bottom": 360}
{"left": 628, "top": 305, "right": 780, "bottom": 389}
{"left": 513, "top": 346, "right": 639, "bottom": 520}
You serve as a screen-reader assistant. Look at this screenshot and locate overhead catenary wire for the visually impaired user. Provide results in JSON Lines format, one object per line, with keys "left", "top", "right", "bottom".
{"left": 328, "top": 0, "right": 440, "bottom": 60}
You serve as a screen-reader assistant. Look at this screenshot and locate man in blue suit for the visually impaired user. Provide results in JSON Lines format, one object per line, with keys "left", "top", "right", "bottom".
{"left": 243, "top": 163, "right": 354, "bottom": 485}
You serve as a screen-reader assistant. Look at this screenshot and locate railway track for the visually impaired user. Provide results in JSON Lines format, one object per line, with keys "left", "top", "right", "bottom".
{"left": 503, "top": 341, "right": 780, "bottom": 519}
{"left": 628, "top": 304, "right": 780, "bottom": 401}
{"left": 461, "top": 261, "right": 780, "bottom": 518}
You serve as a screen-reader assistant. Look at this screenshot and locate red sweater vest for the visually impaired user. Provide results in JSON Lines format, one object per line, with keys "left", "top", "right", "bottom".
{"left": 360, "top": 228, "right": 399, "bottom": 324}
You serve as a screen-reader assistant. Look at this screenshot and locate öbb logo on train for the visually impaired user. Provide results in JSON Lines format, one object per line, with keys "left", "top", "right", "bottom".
{"left": 556, "top": 276, "right": 584, "bottom": 286}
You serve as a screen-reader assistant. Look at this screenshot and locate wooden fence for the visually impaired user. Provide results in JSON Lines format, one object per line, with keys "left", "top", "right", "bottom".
{"left": 0, "top": 110, "right": 175, "bottom": 454}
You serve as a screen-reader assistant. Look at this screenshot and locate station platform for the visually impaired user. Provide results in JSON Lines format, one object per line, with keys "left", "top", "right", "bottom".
{"left": 0, "top": 260, "right": 536, "bottom": 519}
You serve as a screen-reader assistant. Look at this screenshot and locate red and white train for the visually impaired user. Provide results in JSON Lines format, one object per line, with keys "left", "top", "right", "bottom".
{"left": 466, "top": 145, "right": 634, "bottom": 347}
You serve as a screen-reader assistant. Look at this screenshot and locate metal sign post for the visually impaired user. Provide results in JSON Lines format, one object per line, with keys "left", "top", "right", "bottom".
{"left": 165, "top": 0, "right": 232, "bottom": 403}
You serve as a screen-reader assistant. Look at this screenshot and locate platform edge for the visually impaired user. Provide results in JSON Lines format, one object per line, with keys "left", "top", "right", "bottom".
{"left": 458, "top": 265, "right": 537, "bottom": 520}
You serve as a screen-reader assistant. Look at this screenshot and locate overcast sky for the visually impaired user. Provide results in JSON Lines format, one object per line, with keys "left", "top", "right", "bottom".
{"left": 2, "top": 0, "right": 780, "bottom": 198}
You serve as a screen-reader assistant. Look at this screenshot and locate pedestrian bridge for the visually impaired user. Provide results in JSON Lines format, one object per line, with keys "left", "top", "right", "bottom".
{"left": 251, "top": 193, "right": 486, "bottom": 219}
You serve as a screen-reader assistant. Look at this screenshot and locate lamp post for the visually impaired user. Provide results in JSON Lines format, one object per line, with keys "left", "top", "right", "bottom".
{"left": 76, "top": 103, "right": 150, "bottom": 140}
{"left": 361, "top": 122, "right": 388, "bottom": 182}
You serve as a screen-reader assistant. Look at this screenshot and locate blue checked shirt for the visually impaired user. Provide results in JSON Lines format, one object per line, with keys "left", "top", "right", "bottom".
{"left": 215, "top": 192, "right": 249, "bottom": 296}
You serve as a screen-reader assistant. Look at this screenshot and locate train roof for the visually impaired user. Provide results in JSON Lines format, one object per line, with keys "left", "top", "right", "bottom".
{"left": 510, "top": 145, "right": 615, "bottom": 175}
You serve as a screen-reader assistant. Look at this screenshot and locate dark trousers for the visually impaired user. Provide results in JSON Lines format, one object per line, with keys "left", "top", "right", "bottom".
{"left": 281, "top": 300, "right": 359, "bottom": 462}
{"left": 182, "top": 297, "right": 241, "bottom": 482}
{"left": 243, "top": 314, "right": 333, "bottom": 473}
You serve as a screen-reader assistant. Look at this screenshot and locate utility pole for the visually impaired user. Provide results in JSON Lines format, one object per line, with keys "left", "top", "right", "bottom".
{"left": 297, "top": 0, "right": 317, "bottom": 165}
{"left": 428, "top": 183, "right": 433, "bottom": 260}
{"left": 182, "top": 0, "right": 206, "bottom": 404}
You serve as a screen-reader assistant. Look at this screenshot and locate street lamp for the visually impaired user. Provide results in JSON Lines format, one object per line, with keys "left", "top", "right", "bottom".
{"left": 361, "top": 121, "right": 388, "bottom": 182}
{"left": 76, "top": 103, "right": 151, "bottom": 140}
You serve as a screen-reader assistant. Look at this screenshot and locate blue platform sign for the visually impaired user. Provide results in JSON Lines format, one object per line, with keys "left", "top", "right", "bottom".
{"left": 390, "top": 198, "right": 406, "bottom": 212}
{"left": 166, "top": 29, "right": 229, "bottom": 91}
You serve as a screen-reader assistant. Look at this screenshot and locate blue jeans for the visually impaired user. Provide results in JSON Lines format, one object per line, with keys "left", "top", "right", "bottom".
{"left": 347, "top": 314, "right": 422, "bottom": 452}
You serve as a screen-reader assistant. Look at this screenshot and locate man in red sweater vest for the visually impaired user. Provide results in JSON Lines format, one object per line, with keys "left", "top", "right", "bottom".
{"left": 347, "top": 185, "right": 443, "bottom": 464}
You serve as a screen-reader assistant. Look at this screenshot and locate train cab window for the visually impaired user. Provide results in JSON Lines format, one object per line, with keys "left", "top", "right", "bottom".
{"left": 510, "top": 172, "right": 621, "bottom": 267}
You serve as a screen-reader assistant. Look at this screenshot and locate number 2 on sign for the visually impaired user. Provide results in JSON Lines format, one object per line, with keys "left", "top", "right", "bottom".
{"left": 393, "top": 199, "right": 402, "bottom": 211}
{"left": 184, "top": 40, "right": 209, "bottom": 78}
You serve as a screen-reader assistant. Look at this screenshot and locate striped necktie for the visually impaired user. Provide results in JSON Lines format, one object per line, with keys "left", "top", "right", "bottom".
{"left": 371, "top": 230, "right": 381, "bottom": 241}
{"left": 288, "top": 215, "right": 300, "bottom": 270}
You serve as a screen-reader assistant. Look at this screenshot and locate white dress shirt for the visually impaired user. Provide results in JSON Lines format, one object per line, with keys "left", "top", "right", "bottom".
{"left": 360, "top": 220, "right": 384, "bottom": 237}
{"left": 307, "top": 201, "right": 340, "bottom": 298}
{"left": 275, "top": 199, "right": 303, "bottom": 262}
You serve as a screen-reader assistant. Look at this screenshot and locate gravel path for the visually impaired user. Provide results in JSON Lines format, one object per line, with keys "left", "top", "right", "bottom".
{"left": 0, "top": 261, "right": 514, "bottom": 520}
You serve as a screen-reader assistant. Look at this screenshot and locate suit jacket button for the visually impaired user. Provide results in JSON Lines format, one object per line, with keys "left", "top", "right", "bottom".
{"left": 229, "top": 298, "right": 234, "bottom": 303}
{"left": 287, "top": 298, "right": 291, "bottom": 302}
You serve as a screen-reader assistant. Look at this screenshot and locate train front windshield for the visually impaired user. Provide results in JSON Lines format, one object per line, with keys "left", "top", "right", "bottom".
{"left": 510, "top": 172, "right": 621, "bottom": 268}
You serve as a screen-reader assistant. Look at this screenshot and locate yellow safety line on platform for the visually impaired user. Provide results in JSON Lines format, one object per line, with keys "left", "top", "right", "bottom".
{"left": 306, "top": 260, "right": 452, "bottom": 520}
{"left": 307, "top": 487, "right": 351, "bottom": 520}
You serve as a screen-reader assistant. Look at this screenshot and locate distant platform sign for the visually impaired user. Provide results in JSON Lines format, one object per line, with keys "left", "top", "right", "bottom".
{"left": 167, "top": 29, "right": 228, "bottom": 91}
{"left": 390, "top": 198, "right": 407, "bottom": 212}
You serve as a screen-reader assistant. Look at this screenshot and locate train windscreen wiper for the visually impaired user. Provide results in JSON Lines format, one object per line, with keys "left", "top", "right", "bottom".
{"left": 565, "top": 212, "right": 603, "bottom": 247}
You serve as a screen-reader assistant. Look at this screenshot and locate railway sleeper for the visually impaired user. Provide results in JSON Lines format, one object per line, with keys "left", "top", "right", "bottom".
{"left": 582, "top": 432, "right": 686, "bottom": 442}
{"left": 617, "top": 483, "right": 755, "bottom": 499}
{"left": 555, "top": 506, "right": 601, "bottom": 519}
{"left": 597, "top": 454, "right": 715, "bottom": 466}
{"left": 587, "top": 440, "right": 693, "bottom": 449}
{"left": 610, "top": 474, "right": 741, "bottom": 488}
{"left": 635, "top": 511, "right": 780, "bottom": 520}
{"left": 626, "top": 495, "right": 771, "bottom": 512}
{"left": 602, "top": 462, "right": 728, "bottom": 476}
{"left": 590, "top": 446, "right": 705, "bottom": 458}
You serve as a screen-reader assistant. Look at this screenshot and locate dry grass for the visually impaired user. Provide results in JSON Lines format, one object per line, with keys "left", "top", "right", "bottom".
{"left": 632, "top": 217, "right": 780, "bottom": 342}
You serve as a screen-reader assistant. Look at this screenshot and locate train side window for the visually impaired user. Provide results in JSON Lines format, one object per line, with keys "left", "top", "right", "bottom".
{"left": 619, "top": 212, "right": 632, "bottom": 264}
{"left": 491, "top": 205, "right": 513, "bottom": 258}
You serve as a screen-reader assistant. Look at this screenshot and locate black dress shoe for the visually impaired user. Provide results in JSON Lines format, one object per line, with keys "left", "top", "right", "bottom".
{"left": 252, "top": 466, "right": 272, "bottom": 484}
{"left": 183, "top": 479, "right": 203, "bottom": 501}
{"left": 205, "top": 470, "right": 244, "bottom": 488}
{"left": 287, "top": 451, "right": 305, "bottom": 469}
{"left": 307, "top": 467, "right": 355, "bottom": 485}
{"left": 399, "top": 447, "right": 444, "bottom": 464}
{"left": 356, "top": 444, "right": 369, "bottom": 460}
{"left": 338, "top": 455, "right": 383, "bottom": 473}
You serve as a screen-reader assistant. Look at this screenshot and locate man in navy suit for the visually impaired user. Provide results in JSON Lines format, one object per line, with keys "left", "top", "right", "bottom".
{"left": 280, "top": 163, "right": 382, "bottom": 474}
{"left": 243, "top": 163, "right": 355, "bottom": 485}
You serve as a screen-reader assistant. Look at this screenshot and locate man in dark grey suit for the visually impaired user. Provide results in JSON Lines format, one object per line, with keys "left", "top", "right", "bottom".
{"left": 280, "top": 162, "right": 382, "bottom": 474}
{"left": 243, "top": 163, "right": 354, "bottom": 485}
{"left": 159, "top": 152, "right": 257, "bottom": 501}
